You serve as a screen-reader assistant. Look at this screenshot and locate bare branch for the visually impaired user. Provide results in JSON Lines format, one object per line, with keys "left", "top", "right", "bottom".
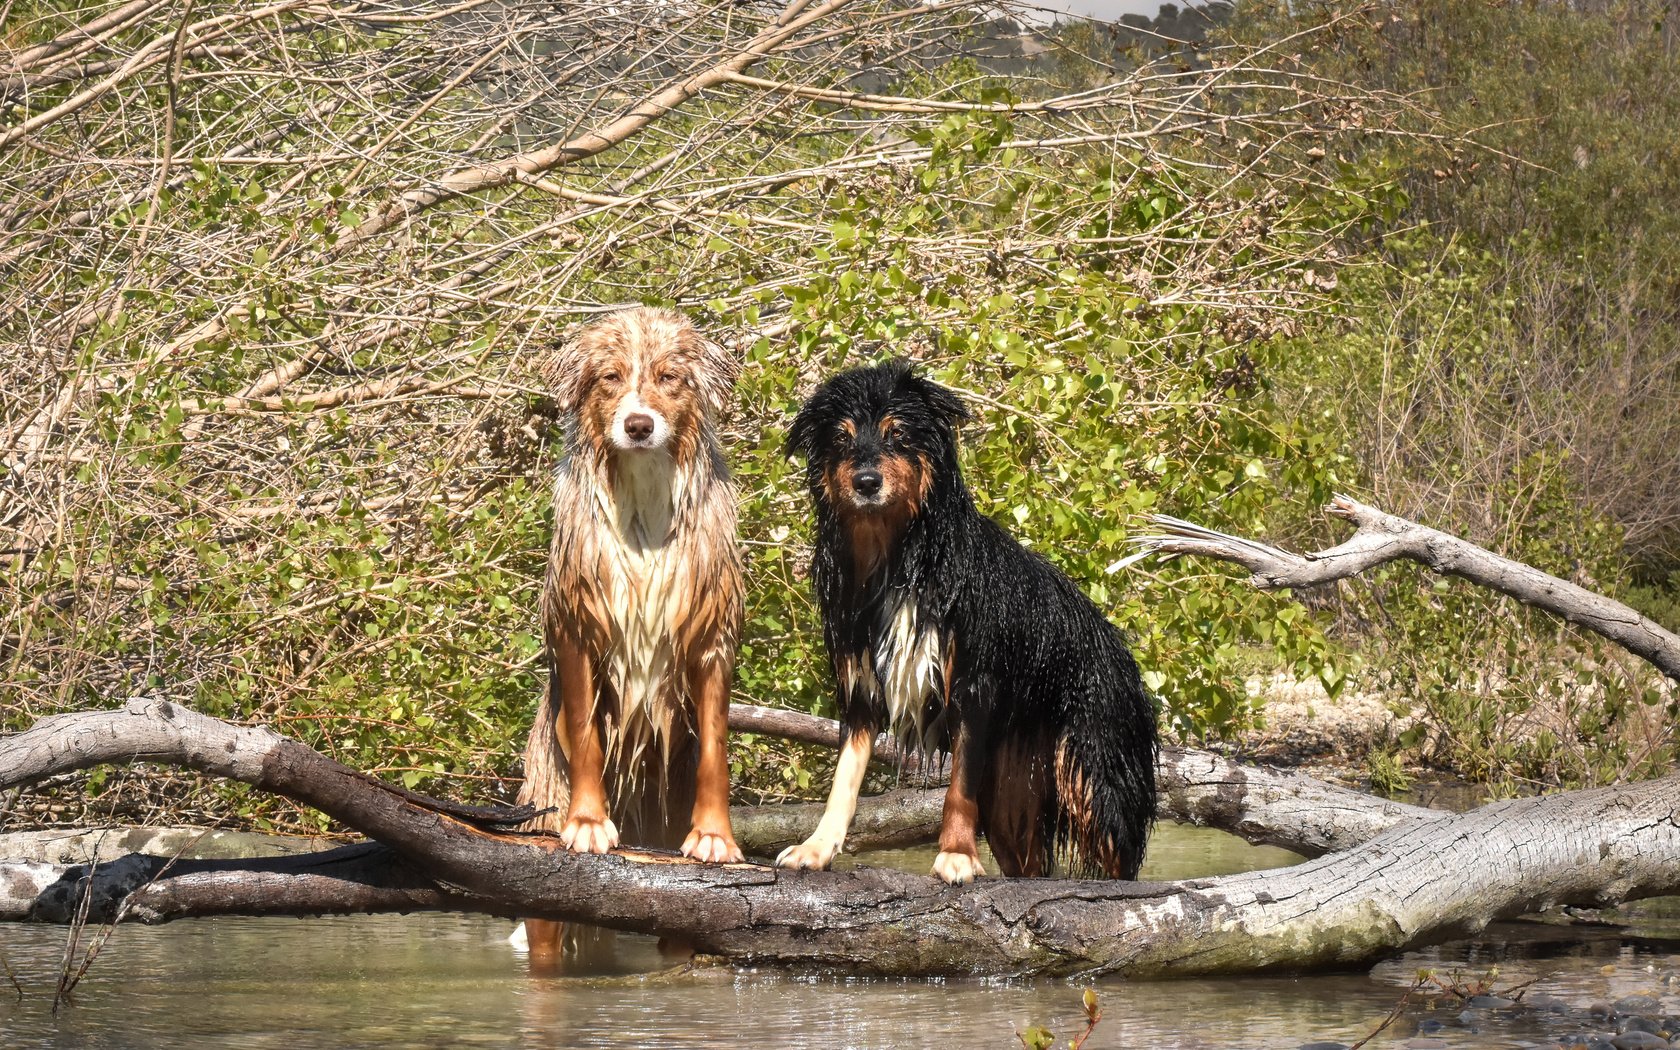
{"left": 338, "top": 0, "right": 858, "bottom": 250}
{"left": 4, "top": 0, "right": 167, "bottom": 77}
{"left": 1135, "top": 494, "right": 1680, "bottom": 681}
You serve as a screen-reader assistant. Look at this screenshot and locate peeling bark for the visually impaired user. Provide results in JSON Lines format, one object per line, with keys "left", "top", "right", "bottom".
{"left": 4, "top": 699, "right": 1675, "bottom": 977}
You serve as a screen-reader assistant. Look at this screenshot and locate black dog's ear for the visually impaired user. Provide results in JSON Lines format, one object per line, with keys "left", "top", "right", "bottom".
{"left": 891, "top": 361, "right": 968, "bottom": 433}
{"left": 920, "top": 376, "right": 969, "bottom": 431}
{"left": 786, "top": 397, "right": 821, "bottom": 460}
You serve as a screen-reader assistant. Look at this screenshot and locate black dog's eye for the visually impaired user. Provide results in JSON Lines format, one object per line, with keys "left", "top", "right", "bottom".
{"left": 886, "top": 423, "right": 908, "bottom": 445}
{"left": 834, "top": 427, "right": 854, "bottom": 449}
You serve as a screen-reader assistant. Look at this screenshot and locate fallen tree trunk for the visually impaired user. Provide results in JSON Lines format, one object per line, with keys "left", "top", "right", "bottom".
{"left": 3, "top": 698, "right": 1671, "bottom": 977}
{"left": 729, "top": 702, "right": 951, "bottom": 779}
{"left": 0, "top": 716, "right": 1427, "bottom": 929}
{"left": 0, "top": 713, "right": 1435, "bottom": 927}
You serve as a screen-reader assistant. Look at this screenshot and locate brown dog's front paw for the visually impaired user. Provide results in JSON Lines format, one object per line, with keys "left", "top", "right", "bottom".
{"left": 682, "top": 828, "right": 744, "bottom": 864}
{"left": 559, "top": 812, "right": 619, "bottom": 854}
{"left": 931, "top": 850, "right": 985, "bottom": 886}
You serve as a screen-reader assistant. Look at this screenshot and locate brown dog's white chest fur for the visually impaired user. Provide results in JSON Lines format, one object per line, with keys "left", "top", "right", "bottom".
{"left": 568, "top": 450, "right": 691, "bottom": 753}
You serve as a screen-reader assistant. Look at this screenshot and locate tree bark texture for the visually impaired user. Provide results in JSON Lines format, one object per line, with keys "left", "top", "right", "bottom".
{"left": 5, "top": 698, "right": 1675, "bottom": 977}
{"left": 1135, "top": 494, "right": 1680, "bottom": 681}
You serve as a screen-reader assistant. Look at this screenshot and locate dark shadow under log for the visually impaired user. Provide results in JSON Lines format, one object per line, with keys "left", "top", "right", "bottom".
{"left": 4, "top": 842, "right": 497, "bottom": 925}
{"left": 5, "top": 698, "right": 1678, "bottom": 978}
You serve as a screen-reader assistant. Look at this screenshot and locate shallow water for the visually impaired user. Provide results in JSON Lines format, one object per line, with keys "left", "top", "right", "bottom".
{"left": 4, "top": 823, "right": 1680, "bottom": 1049}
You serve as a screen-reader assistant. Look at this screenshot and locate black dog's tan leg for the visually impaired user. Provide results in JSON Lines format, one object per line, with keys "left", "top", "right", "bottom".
{"left": 932, "top": 719, "right": 986, "bottom": 885}
{"left": 979, "top": 735, "right": 1055, "bottom": 878}
{"left": 776, "top": 725, "right": 874, "bottom": 870}
{"left": 555, "top": 632, "right": 618, "bottom": 853}
{"left": 682, "top": 648, "right": 743, "bottom": 863}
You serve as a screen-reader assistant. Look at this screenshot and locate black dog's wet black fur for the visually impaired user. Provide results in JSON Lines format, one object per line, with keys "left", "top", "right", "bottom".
{"left": 789, "top": 361, "right": 1159, "bottom": 879}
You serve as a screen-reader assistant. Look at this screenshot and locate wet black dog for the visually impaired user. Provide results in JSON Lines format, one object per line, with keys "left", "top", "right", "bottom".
{"left": 777, "top": 361, "right": 1158, "bottom": 884}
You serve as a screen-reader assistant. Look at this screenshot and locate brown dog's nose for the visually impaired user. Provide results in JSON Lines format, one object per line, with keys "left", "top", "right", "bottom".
{"left": 624, "top": 413, "right": 655, "bottom": 441}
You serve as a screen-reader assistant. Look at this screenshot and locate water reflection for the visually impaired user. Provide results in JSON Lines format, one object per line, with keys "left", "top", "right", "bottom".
{"left": 2, "top": 822, "right": 1677, "bottom": 1049}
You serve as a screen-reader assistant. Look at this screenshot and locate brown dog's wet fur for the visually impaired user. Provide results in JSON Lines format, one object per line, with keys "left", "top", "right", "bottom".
{"left": 515, "top": 307, "right": 742, "bottom": 964}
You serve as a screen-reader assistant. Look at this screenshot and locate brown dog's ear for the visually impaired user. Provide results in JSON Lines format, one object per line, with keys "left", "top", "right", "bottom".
{"left": 534, "top": 332, "right": 589, "bottom": 413}
{"left": 682, "top": 329, "right": 741, "bottom": 418}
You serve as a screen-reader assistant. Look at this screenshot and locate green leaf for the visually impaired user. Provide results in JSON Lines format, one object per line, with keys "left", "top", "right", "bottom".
{"left": 1017, "top": 1026, "right": 1055, "bottom": 1050}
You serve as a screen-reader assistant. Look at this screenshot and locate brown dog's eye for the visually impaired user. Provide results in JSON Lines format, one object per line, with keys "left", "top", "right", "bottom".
{"left": 659, "top": 371, "right": 682, "bottom": 386}
{"left": 602, "top": 371, "right": 622, "bottom": 385}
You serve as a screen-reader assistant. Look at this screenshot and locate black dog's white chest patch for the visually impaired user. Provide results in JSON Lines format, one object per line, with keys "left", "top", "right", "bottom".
{"left": 873, "top": 597, "right": 943, "bottom": 743}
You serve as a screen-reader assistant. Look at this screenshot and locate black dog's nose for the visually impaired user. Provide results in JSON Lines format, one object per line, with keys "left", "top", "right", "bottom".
{"left": 852, "top": 468, "right": 882, "bottom": 496}
{"left": 624, "top": 413, "right": 655, "bottom": 441}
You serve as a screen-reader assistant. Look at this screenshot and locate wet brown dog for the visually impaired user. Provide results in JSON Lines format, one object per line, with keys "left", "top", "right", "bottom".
{"left": 516, "top": 307, "right": 743, "bottom": 958}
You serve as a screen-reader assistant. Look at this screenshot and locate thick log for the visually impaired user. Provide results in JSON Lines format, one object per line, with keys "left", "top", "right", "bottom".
{"left": 1134, "top": 494, "right": 1680, "bottom": 682}
{"left": 0, "top": 807, "right": 950, "bottom": 926}
{"left": 735, "top": 787, "right": 944, "bottom": 855}
{"left": 0, "top": 734, "right": 1423, "bottom": 924}
{"left": 0, "top": 826, "right": 336, "bottom": 864}
{"left": 1153, "top": 745, "right": 1438, "bottom": 856}
{"left": 3, "top": 698, "right": 1675, "bottom": 977}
